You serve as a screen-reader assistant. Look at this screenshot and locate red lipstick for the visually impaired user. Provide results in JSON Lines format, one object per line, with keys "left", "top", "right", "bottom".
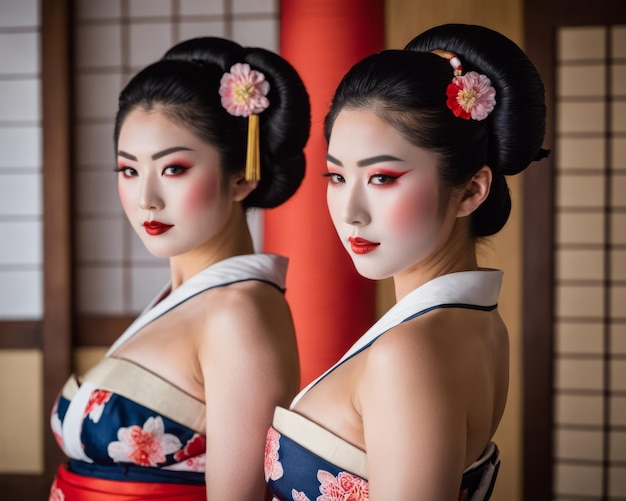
{"left": 348, "top": 236, "right": 380, "bottom": 255}
{"left": 143, "top": 220, "right": 173, "bottom": 236}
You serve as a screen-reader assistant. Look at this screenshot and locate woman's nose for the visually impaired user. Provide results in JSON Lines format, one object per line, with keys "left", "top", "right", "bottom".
{"left": 138, "top": 174, "right": 164, "bottom": 211}
{"left": 343, "top": 184, "right": 370, "bottom": 226}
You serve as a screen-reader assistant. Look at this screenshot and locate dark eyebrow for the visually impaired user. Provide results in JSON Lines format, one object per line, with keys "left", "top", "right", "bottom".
{"left": 326, "top": 153, "right": 403, "bottom": 168}
{"left": 118, "top": 151, "right": 137, "bottom": 161}
{"left": 152, "top": 146, "right": 193, "bottom": 160}
{"left": 117, "top": 146, "right": 194, "bottom": 162}
{"left": 326, "top": 154, "right": 343, "bottom": 166}
{"left": 356, "top": 155, "right": 403, "bottom": 167}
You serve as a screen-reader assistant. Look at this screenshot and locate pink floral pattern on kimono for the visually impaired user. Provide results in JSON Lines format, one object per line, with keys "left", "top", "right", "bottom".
{"left": 181, "top": 454, "right": 205, "bottom": 472}
{"left": 291, "top": 489, "right": 311, "bottom": 501}
{"left": 165, "top": 433, "right": 207, "bottom": 472}
{"left": 164, "top": 453, "right": 206, "bottom": 473}
{"left": 265, "top": 427, "right": 284, "bottom": 481}
{"left": 107, "top": 416, "right": 182, "bottom": 466}
{"left": 49, "top": 479, "right": 65, "bottom": 501}
{"left": 84, "top": 390, "right": 112, "bottom": 423}
{"left": 174, "top": 433, "right": 206, "bottom": 462}
{"left": 317, "top": 469, "right": 369, "bottom": 500}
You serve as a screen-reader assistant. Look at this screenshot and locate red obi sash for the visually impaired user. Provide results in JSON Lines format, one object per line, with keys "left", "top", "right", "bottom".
{"left": 50, "top": 464, "right": 207, "bottom": 500}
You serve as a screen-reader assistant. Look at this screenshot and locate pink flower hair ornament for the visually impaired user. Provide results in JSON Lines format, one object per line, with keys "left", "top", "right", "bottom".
{"left": 218, "top": 63, "right": 270, "bottom": 182}
{"left": 432, "top": 49, "right": 496, "bottom": 121}
{"left": 446, "top": 72, "right": 496, "bottom": 121}
{"left": 219, "top": 63, "right": 270, "bottom": 117}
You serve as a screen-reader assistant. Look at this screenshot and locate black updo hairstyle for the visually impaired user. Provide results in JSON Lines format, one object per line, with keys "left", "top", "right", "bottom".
{"left": 114, "top": 37, "right": 311, "bottom": 209}
{"left": 324, "top": 24, "right": 547, "bottom": 237}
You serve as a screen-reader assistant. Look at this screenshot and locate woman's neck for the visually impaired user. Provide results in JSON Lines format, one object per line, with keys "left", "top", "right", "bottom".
{"left": 168, "top": 205, "right": 255, "bottom": 289}
{"left": 392, "top": 221, "right": 479, "bottom": 301}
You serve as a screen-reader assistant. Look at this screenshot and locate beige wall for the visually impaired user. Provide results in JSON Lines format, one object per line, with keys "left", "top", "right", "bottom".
{"left": 0, "top": 351, "right": 43, "bottom": 473}
{"left": 382, "top": 2, "right": 525, "bottom": 500}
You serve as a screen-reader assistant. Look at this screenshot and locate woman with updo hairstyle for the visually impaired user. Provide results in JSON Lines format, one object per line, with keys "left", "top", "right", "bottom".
{"left": 264, "top": 24, "right": 547, "bottom": 500}
{"left": 49, "top": 37, "right": 310, "bottom": 500}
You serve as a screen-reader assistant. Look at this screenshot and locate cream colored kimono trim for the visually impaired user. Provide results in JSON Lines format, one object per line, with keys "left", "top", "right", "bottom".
{"left": 64, "top": 357, "right": 206, "bottom": 435}
{"left": 273, "top": 406, "right": 368, "bottom": 479}
{"left": 61, "top": 374, "right": 79, "bottom": 400}
{"left": 273, "top": 406, "right": 498, "bottom": 483}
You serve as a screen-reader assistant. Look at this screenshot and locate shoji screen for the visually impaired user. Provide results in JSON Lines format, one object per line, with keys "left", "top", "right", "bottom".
{"left": 0, "top": 0, "right": 44, "bottom": 474}
{"left": 553, "top": 25, "right": 626, "bottom": 500}
{"left": 0, "top": 1, "right": 42, "bottom": 320}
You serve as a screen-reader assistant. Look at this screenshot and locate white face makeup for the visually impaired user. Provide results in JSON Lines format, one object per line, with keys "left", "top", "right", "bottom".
{"left": 326, "top": 109, "right": 458, "bottom": 280}
{"left": 116, "top": 108, "right": 235, "bottom": 258}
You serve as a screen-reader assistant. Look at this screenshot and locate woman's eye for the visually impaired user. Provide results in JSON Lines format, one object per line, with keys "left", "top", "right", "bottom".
{"left": 163, "top": 164, "right": 190, "bottom": 176}
{"left": 115, "top": 166, "right": 138, "bottom": 177}
{"left": 323, "top": 172, "right": 345, "bottom": 184}
{"left": 369, "top": 174, "right": 397, "bottom": 185}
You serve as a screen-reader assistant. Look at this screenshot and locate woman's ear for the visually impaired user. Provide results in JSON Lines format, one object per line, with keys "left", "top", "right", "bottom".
{"left": 230, "top": 172, "right": 259, "bottom": 202}
{"left": 457, "top": 166, "right": 492, "bottom": 218}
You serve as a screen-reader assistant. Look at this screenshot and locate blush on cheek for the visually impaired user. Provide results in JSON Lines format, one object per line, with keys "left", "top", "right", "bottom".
{"left": 388, "top": 188, "right": 438, "bottom": 233}
{"left": 181, "top": 178, "right": 219, "bottom": 213}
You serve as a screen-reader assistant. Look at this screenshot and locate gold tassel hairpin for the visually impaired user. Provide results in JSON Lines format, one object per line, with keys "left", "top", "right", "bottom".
{"left": 245, "top": 114, "right": 261, "bottom": 182}
{"left": 218, "top": 63, "right": 270, "bottom": 182}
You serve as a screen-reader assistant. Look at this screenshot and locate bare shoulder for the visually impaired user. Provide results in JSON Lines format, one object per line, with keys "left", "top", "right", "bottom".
{"left": 364, "top": 309, "right": 463, "bottom": 369}
{"left": 202, "top": 278, "right": 287, "bottom": 309}
{"left": 359, "top": 307, "right": 503, "bottom": 398}
{"left": 357, "top": 307, "right": 508, "bottom": 483}
{"left": 196, "top": 279, "right": 293, "bottom": 342}
{"left": 196, "top": 278, "right": 300, "bottom": 401}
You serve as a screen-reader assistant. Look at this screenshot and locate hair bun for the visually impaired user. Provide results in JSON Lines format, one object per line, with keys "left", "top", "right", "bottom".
{"left": 405, "top": 24, "right": 547, "bottom": 177}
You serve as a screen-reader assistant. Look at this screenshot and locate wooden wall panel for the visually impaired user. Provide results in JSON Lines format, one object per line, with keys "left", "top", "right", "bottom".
{"left": 41, "top": 0, "right": 73, "bottom": 484}
{"left": 384, "top": 0, "right": 522, "bottom": 48}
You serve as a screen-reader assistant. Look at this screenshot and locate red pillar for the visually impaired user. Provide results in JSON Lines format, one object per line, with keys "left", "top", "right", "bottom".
{"left": 265, "top": 0, "right": 385, "bottom": 387}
